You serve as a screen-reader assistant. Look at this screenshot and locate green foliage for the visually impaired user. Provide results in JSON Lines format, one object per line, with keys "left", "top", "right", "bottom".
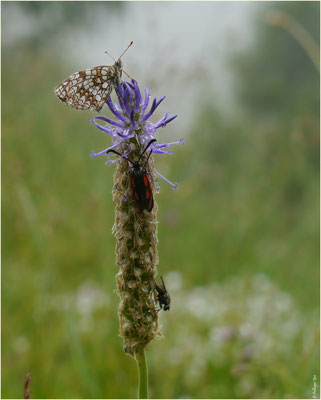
{"left": 2, "top": 2, "right": 319, "bottom": 398}
{"left": 232, "top": 2, "right": 320, "bottom": 122}
{"left": 149, "top": 274, "right": 319, "bottom": 398}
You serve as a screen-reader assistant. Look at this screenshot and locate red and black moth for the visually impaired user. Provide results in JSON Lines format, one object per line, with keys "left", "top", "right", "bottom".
{"left": 106, "top": 139, "right": 156, "bottom": 212}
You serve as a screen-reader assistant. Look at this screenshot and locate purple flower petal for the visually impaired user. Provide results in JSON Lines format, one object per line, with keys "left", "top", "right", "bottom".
{"left": 91, "top": 80, "right": 180, "bottom": 193}
{"left": 139, "top": 133, "right": 156, "bottom": 148}
{"left": 153, "top": 169, "right": 178, "bottom": 190}
{"left": 106, "top": 98, "right": 128, "bottom": 122}
{"left": 134, "top": 81, "right": 142, "bottom": 111}
{"left": 154, "top": 114, "right": 177, "bottom": 129}
{"left": 117, "top": 88, "right": 128, "bottom": 113}
{"left": 91, "top": 141, "right": 122, "bottom": 158}
{"left": 141, "top": 98, "right": 157, "bottom": 123}
{"left": 91, "top": 118, "right": 116, "bottom": 136}
{"left": 93, "top": 115, "right": 124, "bottom": 128}
{"left": 163, "top": 114, "right": 178, "bottom": 126}
{"left": 141, "top": 88, "right": 150, "bottom": 113}
{"left": 130, "top": 109, "right": 136, "bottom": 127}
{"left": 116, "top": 128, "right": 135, "bottom": 139}
{"left": 124, "top": 84, "right": 133, "bottom": 106}
{"left": 155, "top": 96, "right": 166, "bottom": 110}
{"left": 155, "top": 138, "right": 184, "bottom": 149}
{"left": 152, "top": 148, "right": 173, "bottom": 155}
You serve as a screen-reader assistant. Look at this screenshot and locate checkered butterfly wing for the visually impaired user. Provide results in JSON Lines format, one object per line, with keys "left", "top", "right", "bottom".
{"left": 55, "top": 66, "right": 117, "bottom": 112}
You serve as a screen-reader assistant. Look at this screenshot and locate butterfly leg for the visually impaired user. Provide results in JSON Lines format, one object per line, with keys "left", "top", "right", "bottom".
{"left": 122, "top": 69, "right": 136, "bottom": 82}
{"left": 113, "top": 84, "right": 122, "bottom": 99}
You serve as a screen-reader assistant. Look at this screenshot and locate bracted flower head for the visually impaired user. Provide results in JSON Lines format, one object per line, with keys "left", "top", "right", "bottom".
{"left": 90, "top": 80, "right": 183, "bottom": 190}
{"left": 93, "top": 81, "right": 182, "bottom": 358}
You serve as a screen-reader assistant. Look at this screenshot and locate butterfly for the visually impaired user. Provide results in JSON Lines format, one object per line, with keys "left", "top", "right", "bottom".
{"left": 54, "top": 41, "right": 133, "bottom": 112}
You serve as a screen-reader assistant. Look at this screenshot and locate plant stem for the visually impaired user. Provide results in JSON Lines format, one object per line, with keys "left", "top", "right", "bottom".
{"left": 266, "top": 10, "right": 320, "bottom": 72}
{"left": 136, "top": 349, "right": 148, "bottom": 399}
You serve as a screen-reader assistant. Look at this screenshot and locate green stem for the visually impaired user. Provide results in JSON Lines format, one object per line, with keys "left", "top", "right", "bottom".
{"left": 266, "top": 10, "right": 320, "bottom": 72}
{"left": 136, "top": 349, "right": 148, "bottom": 399}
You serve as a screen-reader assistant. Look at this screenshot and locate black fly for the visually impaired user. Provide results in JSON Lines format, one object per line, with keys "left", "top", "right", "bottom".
{"left": 155, "top": 276, "right": 171, "bottom": 311}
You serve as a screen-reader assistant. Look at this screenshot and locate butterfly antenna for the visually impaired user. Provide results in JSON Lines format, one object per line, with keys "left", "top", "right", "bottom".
{"left": 104, "top": 50, "right": 116, "bottom": 63}
{"left": 118, "top": 41, "right": 134, "bottom": 60}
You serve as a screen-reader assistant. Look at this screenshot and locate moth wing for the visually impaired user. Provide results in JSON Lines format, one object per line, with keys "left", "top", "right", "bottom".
{"left": 143, "top": 174, "right": 154, "bottom": 212}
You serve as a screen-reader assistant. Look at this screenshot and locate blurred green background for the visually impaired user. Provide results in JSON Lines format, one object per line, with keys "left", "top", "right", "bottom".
{"left": 2, "top": 1, "right": 319, "bottom": 399}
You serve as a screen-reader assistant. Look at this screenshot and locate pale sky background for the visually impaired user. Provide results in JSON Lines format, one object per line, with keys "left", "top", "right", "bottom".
{"left": 3, "top": 2, "right": 258, "bottom": 133}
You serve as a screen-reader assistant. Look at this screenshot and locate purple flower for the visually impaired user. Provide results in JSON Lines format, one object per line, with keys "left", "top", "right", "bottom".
{"left": 90, "top": 80, "right": 183, "bottom": 189}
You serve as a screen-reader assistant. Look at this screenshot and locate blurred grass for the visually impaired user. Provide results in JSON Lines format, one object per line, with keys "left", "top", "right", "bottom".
{"left": 2, "top": 9, "right": 320, "bottom": 399}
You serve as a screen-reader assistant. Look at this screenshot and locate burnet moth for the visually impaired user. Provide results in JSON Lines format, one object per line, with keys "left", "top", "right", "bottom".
{"left": 106, "top": 139, "right": 156, "bottom": 212}
{"left": 155, "top": 276, "right": 171, "bottom": 311}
